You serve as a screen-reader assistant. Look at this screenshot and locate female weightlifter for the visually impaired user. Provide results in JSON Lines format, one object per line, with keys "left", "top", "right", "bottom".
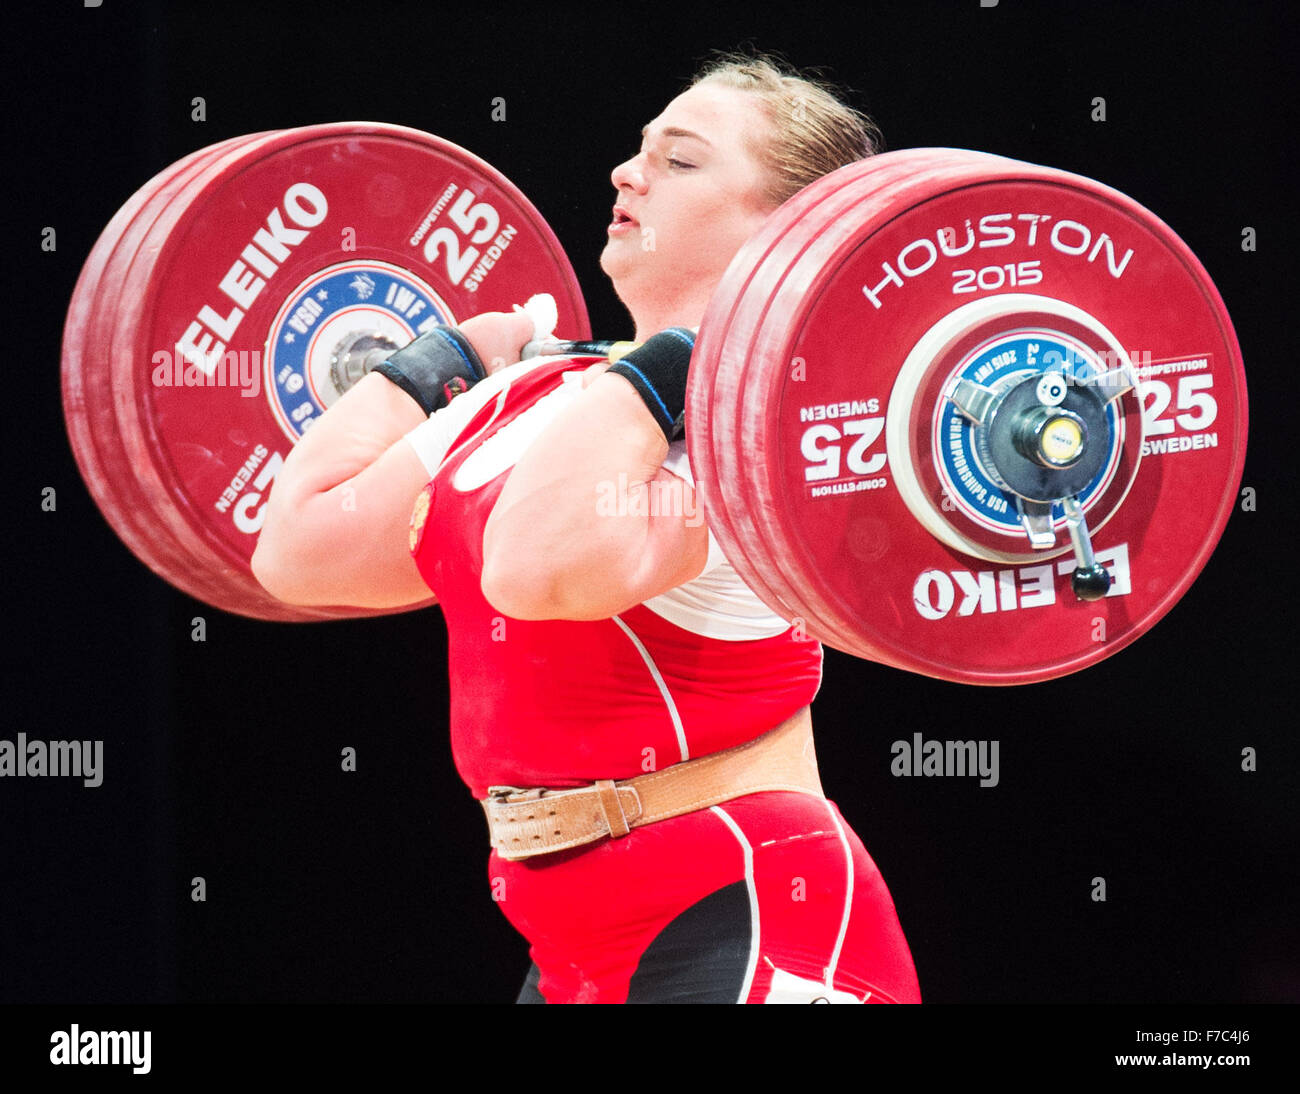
{"left": 251, "top": 53, "right": 921, "bottom": 1004}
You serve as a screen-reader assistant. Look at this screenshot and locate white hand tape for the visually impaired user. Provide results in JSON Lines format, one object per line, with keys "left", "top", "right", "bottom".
{"left": 513, "top": 292, "right": 559, "bottom": 357}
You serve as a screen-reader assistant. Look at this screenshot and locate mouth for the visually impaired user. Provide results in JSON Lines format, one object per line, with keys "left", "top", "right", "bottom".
{"left": 609, "top": 206, "right": 637, "bottom": 233}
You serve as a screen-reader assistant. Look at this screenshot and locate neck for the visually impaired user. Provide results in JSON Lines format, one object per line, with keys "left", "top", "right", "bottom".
{"left": 627, "top": 283, "right": 715, "bottom": 343}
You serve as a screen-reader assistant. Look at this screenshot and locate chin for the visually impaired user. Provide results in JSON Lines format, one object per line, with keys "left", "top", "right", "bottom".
{"left": 599, "top": 242, "right": 625, "bottom": 279}
{"left": 600, "top": 252, "right": 637, "bottom": 294}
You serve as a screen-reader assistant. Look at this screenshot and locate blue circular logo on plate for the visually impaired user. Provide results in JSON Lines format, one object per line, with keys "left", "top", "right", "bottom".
{"left": 265, "top": 261, "right": 452, "bottom": 441}
{"left": 934, "top": 330, "right": 1121, "bottom": 536}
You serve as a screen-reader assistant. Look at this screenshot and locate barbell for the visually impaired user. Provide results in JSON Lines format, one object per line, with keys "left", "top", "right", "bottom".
{"left": 60, "top": 123, "right": 1247, "bottom": 684}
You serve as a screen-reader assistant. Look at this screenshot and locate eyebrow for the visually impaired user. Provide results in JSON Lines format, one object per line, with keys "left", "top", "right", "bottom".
{"left": 640, "top": 125, "right": 713, "bottom": 147}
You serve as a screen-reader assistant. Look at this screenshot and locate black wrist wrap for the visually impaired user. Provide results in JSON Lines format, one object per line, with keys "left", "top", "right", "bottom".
{"left": 606, "top": 327, "right": 695, "bottom": 441}
{"left": 372, "top": 326, "right": 485, "bottom": 415}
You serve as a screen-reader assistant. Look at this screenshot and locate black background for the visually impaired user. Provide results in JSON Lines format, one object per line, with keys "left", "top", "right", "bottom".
{"left": 3, "top": 0, "right": 1296, "bottom": 1021}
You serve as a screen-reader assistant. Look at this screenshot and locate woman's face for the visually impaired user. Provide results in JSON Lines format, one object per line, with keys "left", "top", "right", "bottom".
{"left": 600, "top": 82, "right": 778, "bottom": 315}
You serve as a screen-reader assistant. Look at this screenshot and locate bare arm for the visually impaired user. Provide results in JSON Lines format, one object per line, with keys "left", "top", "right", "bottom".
{"left": 481, "top": 369, "right": 708, "bottom": 620}
{"left": 250, "top": 372, "right": 437, "bottom": 609}
{"left": 252, "top": 310, "right": 536, "bottom": 609}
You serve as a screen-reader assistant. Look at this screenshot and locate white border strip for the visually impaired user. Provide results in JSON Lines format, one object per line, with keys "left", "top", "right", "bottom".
{"left": 823, "top": 801, "right": 856, "bottom": 989}
{"left": 711, "top": 805, "right": 760, "bottom": 1004}
{"left": 612, "top": 615, "right": 690, "bottom": 762}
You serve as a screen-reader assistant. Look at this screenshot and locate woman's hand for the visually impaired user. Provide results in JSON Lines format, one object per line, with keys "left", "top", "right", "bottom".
{"left": 251, "top": 300, "right": 548, "bottom": 609}
{"left": 458, "top": 309, "right": 536, "bottom": 375}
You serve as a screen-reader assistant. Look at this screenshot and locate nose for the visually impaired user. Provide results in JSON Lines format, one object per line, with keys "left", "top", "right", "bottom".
{"left": 611, "top": 151, "right": 647, "bottom": 193}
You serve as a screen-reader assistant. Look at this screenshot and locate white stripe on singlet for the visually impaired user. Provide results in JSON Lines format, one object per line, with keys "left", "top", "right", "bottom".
{"left": 822, "top": 801, "right": 856, "bottom": 990}
{"left": 611, "top": 615, "right": 689, "bottom": 762}
{"left": 710, "top": 805, "right": 760, "bottom": 1004}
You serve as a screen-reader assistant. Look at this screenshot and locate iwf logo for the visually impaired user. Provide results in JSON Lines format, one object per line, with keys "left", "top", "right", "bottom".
{"left": 934, "top": 330, "right": 1125, "bottom": 539}
{"left": 263, "top": 260, "right": 453, "bottom": 441}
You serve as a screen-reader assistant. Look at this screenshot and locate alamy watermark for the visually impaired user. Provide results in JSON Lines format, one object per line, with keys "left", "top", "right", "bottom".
{"left": 50, "top": 1025, "right": 150, "bottom": 1074}
{"left": 595, "top": 472, "right": 704, "bottom": 526}
{"left": 151, "top": 347, "right": 262, "bottom": 399}
{"left": 891, "top": 732, "right": 999, "bottom": 787}
{"left": 0, "top": 734, "right": 103, "bottom": 787}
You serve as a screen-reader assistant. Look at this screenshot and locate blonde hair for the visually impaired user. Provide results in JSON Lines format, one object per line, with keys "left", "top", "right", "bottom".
{"left": 690, "top": 51, "right": 883, "bottom": 207}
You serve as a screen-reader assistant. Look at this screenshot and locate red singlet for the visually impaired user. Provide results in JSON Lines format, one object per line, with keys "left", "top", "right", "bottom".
{"left": 408, "top": 358, "right": 920, "bottom": 1003}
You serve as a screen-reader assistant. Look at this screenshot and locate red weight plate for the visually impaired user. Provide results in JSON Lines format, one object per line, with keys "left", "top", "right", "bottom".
{"left": 112, "top": 123, "right": 588, "bottom": 620}
{"left": 694, "top": 151, "right": 999, "bottom": 662}
{"left": 63, "top": 134, "right": 282, "bottom": 611}
{"left": 732, "top": 150, "right": 1247, "bottom": 683}
{"left": 90, "top": 132, "right": 354, "bottom": 620}
{"left": 692, "top": 150, "right": 984, "bottom": 640}
{"left": 64, "top": 135, "right": 252, "bottom": 540}
{"left": 732, "top": 153, "right": 1024, "bottom": 661}
{"left": 745, "top": 156, "right": 1000, "bottom": 653}
{"left": 695, "top": 156, "right": 978, "bottom": 664}
{"left": 692, "top": 159, "right": 889, "bottom": 620}
{"left": 748, "top": 156, "right": 1164, "bottom": 675}
{"left": 77, "top": 135, "right": 333, "bottom": 619}
{"left": 732, "top": 152, "right": 1096, "bottom": 663}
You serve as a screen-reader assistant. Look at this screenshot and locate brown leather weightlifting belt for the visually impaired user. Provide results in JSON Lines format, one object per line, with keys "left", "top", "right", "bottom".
{"left": 481, "top": 708, "right": 822, "bottom": 861}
